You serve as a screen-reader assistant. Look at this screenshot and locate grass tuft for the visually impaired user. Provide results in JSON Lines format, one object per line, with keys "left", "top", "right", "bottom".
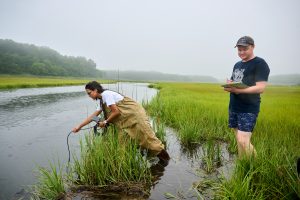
{"left": 31, "top": 162, "right": 65, "bottom": 200}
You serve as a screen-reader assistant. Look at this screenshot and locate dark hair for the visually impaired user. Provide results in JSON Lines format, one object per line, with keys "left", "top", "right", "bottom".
{"left": 85, "top": 81, "right": 105, "bottom": 93}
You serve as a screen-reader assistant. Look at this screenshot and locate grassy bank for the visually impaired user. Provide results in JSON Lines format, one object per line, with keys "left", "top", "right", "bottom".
{"left": 0, "top": 75, "right": 113, "bottom": 89}
{"left": 32, "top": 127, "right": 153, "bottom": 199}
{"left": 147, "top": 83, "right": 300, "bottom": 199}
{"left": 147, "top": 83, "right": 231, "bottom": 145}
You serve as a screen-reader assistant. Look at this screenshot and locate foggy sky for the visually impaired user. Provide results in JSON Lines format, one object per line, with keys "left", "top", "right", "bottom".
{"left": 0, "top": 0, "right": 299, "bottom": 79}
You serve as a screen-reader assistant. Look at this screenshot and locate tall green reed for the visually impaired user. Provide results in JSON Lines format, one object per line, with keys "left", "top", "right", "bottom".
{"left": 72, "top": 127, "right": 152, "bottom": 186}
{"left": 145, "top": 92, "right": 168, "bottom": 144}
{"left": 214, "top": 153, "right": 300, "bottom": 200}
{"left": 31, "top": 161, "right": 65, "bottom": 200}
{"left": 32, "top": 126, "right": 153, "bottom": 199}
{"left": 147, "top": 83, "right": 231, "bottom": 145}
{"left": 151, "top": 117, "right": 167, "bottom": 145}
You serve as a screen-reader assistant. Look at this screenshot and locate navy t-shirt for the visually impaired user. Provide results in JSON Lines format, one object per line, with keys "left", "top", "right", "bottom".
{"left": 229, "top": 56, "right": 270, "bottom": 114}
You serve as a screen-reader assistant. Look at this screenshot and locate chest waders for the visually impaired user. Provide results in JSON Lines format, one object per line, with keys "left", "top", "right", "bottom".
{"left": 104, "top": 96, "right": 165, "bottom": 156}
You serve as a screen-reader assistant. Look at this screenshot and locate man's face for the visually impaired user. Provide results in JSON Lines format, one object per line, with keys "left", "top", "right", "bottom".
{"left": 237, "top": 45, "right": 254, "bottom": 61}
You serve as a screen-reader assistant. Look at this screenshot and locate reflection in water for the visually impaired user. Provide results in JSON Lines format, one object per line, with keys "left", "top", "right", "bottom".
{"left": 150, "top": 159, "right": 169, "bottom": 185}
{"left": 0, "top": 91, "right": 85, "bottom": 110}
{"left": 0, "top": 92, "right": 85, "bottom": 127}
{"left": 180, "top": 142, "right": 202, "bottom": 160}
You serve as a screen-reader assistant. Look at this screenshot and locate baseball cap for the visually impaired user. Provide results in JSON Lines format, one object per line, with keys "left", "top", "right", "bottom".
{"left": 235, "top": 36, "right": 254, "bottom": 47}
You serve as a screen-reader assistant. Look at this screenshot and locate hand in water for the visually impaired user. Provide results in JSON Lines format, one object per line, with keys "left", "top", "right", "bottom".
{"left": 72, "top": 126, "right": 81, "bottom": 133}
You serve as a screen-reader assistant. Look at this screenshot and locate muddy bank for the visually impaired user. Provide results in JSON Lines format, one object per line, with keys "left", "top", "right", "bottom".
{"left": 66, "top": 183, "right": 150, "bottom": 200}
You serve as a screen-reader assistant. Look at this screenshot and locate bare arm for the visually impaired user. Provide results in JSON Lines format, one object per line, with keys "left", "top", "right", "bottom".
{"left": 224, "top": 81, "right": 268, "bottom": 94}
{"left": 98, "top": 104, "right": 120, "bottom": 128}
{"left": 72, "top": 110, "right": 102, "bottom": 133}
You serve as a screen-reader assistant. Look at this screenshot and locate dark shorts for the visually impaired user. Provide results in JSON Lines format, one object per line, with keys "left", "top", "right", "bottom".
{"left": 229, "top": 111, "right": 258, "bottom": 132}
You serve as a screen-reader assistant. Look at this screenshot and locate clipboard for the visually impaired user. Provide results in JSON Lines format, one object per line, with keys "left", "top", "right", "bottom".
{"left": 221, "top": 82, "right": 249, "bottom": 89}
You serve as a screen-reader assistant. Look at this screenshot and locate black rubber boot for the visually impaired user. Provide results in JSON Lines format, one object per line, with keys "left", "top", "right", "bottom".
{"left": 157, "top": 149, "right": 170, "bottom": 161}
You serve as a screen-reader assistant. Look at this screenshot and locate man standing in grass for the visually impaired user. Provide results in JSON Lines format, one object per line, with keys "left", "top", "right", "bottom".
{"left": 224, "top": 36, "right": 270, "bottom": 157}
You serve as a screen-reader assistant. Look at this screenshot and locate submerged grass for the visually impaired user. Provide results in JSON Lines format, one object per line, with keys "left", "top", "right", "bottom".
{"left": 147, "top": 83, "right": 300, "bottom": 199}
{"left": 201, "top": 139, "right": 223, "bottom": 174}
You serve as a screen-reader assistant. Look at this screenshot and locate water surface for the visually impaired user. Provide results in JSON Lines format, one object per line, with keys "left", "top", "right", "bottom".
{"left": 0, "top": 82, "right": 234, "bottom": 200}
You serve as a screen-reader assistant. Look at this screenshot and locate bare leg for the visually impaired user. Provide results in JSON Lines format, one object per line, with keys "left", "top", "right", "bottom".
{"left": 235, "top": 130, "right": 256, "bottom": 158}
{"left": 233, "top": 128, "right": 242, "bottom": 157}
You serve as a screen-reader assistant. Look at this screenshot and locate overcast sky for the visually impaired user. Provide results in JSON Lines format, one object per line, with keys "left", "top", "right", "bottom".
{"left": 0, "top": 0, "right": 299, "bottom": 79}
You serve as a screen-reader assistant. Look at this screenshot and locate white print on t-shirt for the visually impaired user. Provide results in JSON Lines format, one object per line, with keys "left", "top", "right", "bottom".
{"left": 232, "top": 69, "right": 245, "bottom": 82}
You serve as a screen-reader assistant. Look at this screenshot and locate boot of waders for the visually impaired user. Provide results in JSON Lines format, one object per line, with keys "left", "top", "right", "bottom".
{"left": 157, "top": 149, "right": 170, "bottom": 161}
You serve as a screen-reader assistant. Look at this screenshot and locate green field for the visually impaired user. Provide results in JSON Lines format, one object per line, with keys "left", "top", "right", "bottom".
{"left": 147, "top": 82, "right": 300, "bottom": 199}
{"left": 0, "top": 75, "right": 112, "bottom": 89}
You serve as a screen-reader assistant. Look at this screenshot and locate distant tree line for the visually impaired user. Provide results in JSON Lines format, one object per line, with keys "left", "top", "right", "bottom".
{"left": 268, "top": 74, "right": 300, "bottom": 85}
{"left": 102, "top": 70, "right": 219, "bottom": 83}
{"left": 0, "top": 39, "right": 102, "bottom": 77}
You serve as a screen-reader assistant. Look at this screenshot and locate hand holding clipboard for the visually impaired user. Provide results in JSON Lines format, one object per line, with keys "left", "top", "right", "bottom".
{"left": 221, "top": 82, "right": 249, "bottom": 89}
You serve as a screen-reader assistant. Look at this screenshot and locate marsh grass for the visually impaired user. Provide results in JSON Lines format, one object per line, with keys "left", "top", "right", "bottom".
{"left": 0, "top": 75, "right": 113, "bottom": 89}
{"left": 147, "top": 83, "right": 300, "bottom": 199}
{"left": 71, "top": 127, "right": 152, "bottom": 186}
{"left": 32, "top": 126, "right": 153, "bottom": 199}
{"left": 147, "top": 83, "right": 230, "bottom": 145}
{"left": 31, "top": 162, "right": 65, "bottom": 200}
{"left": 151, "top": 117, "right": 167, "bottom": 145}
{"left": 201, "top": 140, "right": 223, "bottom": 174}
{"left": 145, "top": 92, "right": 168, "bottom": 144}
